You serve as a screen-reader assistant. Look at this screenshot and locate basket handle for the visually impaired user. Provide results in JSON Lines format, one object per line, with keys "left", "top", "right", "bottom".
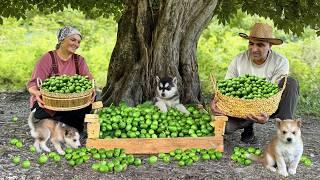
{"left": 279, "top": 75, "right": 288, "bottom": 93}
{"left": 92, "top": 79, "right": 96, "bottom": 89}
{"left": 209, "top": 73, "right": 217, "bottom": 91}
{"left": 36, "top": 78, "right": 43, "bottom": 88}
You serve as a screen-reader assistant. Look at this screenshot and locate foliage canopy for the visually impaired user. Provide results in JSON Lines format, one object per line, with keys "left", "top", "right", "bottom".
{"left": 1, "top": 0, "right": 319, "bottom": 35}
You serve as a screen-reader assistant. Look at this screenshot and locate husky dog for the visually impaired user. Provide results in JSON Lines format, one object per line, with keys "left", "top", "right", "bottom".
{"left": 28, "top": 110, "right": 81, "bottom": 155}
{"left": 155, "top": 76, "right": 190, "bottom": 115}
{"left": 248, "top": 118, "right": 303, "bottom": 177}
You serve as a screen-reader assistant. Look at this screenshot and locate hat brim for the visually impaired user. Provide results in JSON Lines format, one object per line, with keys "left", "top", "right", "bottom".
{"left": 239, "top": 33, "right": 283, "bottom": 45}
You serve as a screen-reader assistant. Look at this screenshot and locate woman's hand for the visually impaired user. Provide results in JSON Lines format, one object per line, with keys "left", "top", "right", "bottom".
{"left": 245, "top": 113, "right": 269, "bottom": 124}
{"left": 210, "top": 98, "right": 225, "bottom": 116}
{"left": 35, "top": 90, "right": 45, "bottom": 108}
{"left": 28, "top": 86, "right": 45, "bottom": 108}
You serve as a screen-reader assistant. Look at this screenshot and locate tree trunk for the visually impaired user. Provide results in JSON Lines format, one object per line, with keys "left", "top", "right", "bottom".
{"left": 101, "top": 0, "right": 218, "bottom": 106}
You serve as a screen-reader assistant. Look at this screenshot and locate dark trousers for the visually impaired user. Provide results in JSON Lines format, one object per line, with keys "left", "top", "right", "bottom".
{"left": 31, "top": 103, "right": 92, "bottom": 132}
{"left": 225, "top": 76, "right": 300, "bottom": 134}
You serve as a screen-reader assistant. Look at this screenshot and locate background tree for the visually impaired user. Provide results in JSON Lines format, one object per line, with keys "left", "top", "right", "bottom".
{"left": 1, "top": 0, "right": 319, "bottom": 106}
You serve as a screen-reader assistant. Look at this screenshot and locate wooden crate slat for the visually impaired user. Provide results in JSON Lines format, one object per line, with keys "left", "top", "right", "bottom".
{"left": 85, "top": 114, "right": 99, "bottom": 123}
{"left": 86, "top": 136, "right": 223, "bottom": 154}
{"left": 92, "top": 101, "right": 103, "bottom": 110}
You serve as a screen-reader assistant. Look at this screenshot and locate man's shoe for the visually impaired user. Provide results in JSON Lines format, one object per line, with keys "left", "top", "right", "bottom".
{"left": 240, "top": 126, "right": 257, "bottom": 144}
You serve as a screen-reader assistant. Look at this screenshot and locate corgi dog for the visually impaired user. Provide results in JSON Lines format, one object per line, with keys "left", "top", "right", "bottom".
{"left": 248, "top": 118, "right": 303, "bottom": 177}
{"left": 154, "top": 76, "right": 190, "bottom": 115}
{"left": 28, "top": 110, "right": 81, "bottom": 155}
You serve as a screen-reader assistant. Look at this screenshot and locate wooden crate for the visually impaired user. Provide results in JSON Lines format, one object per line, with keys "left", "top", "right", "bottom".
{"left": 85, "top": 102, "right": 228, "bottom": 154}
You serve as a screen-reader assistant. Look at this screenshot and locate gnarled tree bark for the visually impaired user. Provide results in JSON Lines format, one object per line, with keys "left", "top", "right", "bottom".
{"left": 101, "top": 0, "right": 218, "bottom": 106}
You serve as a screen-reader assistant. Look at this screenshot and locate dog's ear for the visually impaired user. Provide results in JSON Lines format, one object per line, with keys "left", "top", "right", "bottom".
{"left": 156, "top": 76, "right": 160, "bottom": 84}
{"left": 296, "top": 118, "right": 302, "bottom": 128}
{"left": 275, "top": 118, "right": 282, "bottom": 127}
{"left": 173, "top": 77, "right": 177, "bottom": 85}
{"left": 65, "top": 129, "right": 70, "bottom": 136}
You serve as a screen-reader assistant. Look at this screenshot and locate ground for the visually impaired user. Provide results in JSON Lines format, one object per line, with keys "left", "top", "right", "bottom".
{"left": 0, "top": 92, "right": 319, "bottom": 180}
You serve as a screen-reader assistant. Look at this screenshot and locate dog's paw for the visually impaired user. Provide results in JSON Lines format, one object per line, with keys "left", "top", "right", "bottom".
{"left": 43, "top": 147, "right": 51, "bottom": 152}
{"left": 155, "top": 102, "right": 167, "bottom": 112}
{"left": 57, "top": 150, "right": 65, "bottom": 155}
{"left": 288, "top": 168, "right": 296, "bottom": 175}
{"left": 266, "top": 166, "right": 277, "bottom": 172}
{"left": 36, "top": 149, "right": 42, "bottom": 153}
{"left": 278, "top": 170, "right": 289, "bottom": 177}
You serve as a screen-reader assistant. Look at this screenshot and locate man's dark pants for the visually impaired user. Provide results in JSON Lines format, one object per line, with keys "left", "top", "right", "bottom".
{"left": 224, "top": 76, "right": 300, "bottom": 134}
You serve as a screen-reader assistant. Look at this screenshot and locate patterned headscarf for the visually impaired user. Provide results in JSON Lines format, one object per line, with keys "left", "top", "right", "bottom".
{"left": 57, "top": 26, "right": 82, "bottom": 43}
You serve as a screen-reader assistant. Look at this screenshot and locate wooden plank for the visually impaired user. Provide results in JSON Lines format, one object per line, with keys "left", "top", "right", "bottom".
{"left": 86, "top": 136, "right": 223, "bottom": 154}
{"left": 213, "top": 116, "right": 228, "bottom": 136}
{"left": 92, "top": 101, "right": 103, "bottom": 110}
{"left": 85, "top": 114, "right": 99, "bottom": 123}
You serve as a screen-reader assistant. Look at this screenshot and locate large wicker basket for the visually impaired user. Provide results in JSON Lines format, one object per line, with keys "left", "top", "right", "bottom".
{"left": 38, "top": 78, "right": 94, "bottom": 111}
{"left": 210, "top": 75, "right": 287, "bottom": 118}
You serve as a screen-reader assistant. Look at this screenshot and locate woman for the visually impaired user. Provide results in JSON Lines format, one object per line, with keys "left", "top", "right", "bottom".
{"left": 27, "top": 26, "right": 94, "bottom": 132}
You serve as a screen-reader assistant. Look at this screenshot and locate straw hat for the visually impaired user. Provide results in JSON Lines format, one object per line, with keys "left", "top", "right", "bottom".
{"left": 239, "top": 23, "right": 283, "bottom": 45}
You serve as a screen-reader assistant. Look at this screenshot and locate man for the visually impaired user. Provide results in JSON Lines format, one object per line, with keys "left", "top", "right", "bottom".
{"left": 211, "top": 23, "right": 299, "bottom": 143}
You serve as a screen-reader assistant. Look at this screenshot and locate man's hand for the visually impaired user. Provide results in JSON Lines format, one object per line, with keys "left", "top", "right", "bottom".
{"left": 91, "top": 90, "right": 96, "bottom": 103}
{"left": 210, "top": 98, "right": 225, "bottom": 116}
{"left": 246, "top": 113, "right": 269, "bottom": 124}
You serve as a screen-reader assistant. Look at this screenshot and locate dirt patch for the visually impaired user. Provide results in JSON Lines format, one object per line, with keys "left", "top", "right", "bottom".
{"left": 0, "top": 92, "right": 319, "bottom": 180}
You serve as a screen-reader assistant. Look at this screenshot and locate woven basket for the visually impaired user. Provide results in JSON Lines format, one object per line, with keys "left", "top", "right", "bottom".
{"left": 210, "top": 74, "right": 287, "bottom": 118}
{"left": 38, "top": 78, "right": 94, "bottom": 111}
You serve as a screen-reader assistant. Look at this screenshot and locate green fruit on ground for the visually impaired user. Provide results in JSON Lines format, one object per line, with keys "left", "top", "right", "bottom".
{"left": 247, "top": 147, "right": 255, "bottom": 153}
{"left": 53, "top": 155, "right": 61, "bottom": 162}
{"left": 178, "top": 160, "right": 185, "bottom": 167}
{"left": 68, "top": 160, "right": 76, "bottom": 166}
{"left": 65, "top": 148, "right": 73, "bottom": 154}
{"left": 300, "top": 155, "right": 308, "bottom": 162}
{"left": 10, "top": 138, "right": 19, "bottom": 145}
{"left": 12, "top": 116, "right": 18, "bottom": 122}
{"left": 126, "top": 155, "right": 135, "bottom": 164}
{"left": 21, "top": 160, "right": 31, "bottom": 169}
{"left": 37, "top": 155, "right": 48, "bottom": 165}
{"left": 29, "top": 145, "right": 37, "bottom": 153}
{"left": 133, "top": 158, "right": 142, "bottom": 166}
{"left": 191, "top": 155, "right": 200, "bottom": 162}
{"left": 163, "top": 155, "right": 171, "bottom": 163}
{"left": 244, "top": 159, "right": 252, "bottom": 166}
{"left": 107, "top": 162, "right": 115, "bottom": 170}
{"left": 93, "top": 153, "right": 101, "bottom": 160}
{"left": 11, "top": 156, "right": 21, "bottom": 165}
{"left": 15, "top": 141, "right": 23, "bottom": 148}
{"left": 91, "top": 163, "right": 100, "bottom": 171}
{"left": 215, "top": 152, "right": 223, "bottom": 160}
{"left": 64, "top": 154, "right": 72, "bottom": 160}
{"left": 254, "top": 149, "right": 262, "bottom": 156}
{"left": 99, "top": 165, "right": 109, "bottom": 173}
{"left": 148, "top": 156, "right": 158, "bottom": 165}
{"left": 158, "top": 152, "right": 166, "bottom": 159}
{"left": 304, "top": 159, "right": 312, "bottom": 167}
{"left": 202, "top": 154, "right": 210, "bottom": 160}
{"left": 114, "top": 164, "right": 123, "bottom": 173}
{"left": 48, "top": 152, "right": 58, "bottom": 158}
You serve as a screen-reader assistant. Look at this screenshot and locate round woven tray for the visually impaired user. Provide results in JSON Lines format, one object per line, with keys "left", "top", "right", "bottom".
{"left": 210, "top": 74, "right": 287, "bottom": 118}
